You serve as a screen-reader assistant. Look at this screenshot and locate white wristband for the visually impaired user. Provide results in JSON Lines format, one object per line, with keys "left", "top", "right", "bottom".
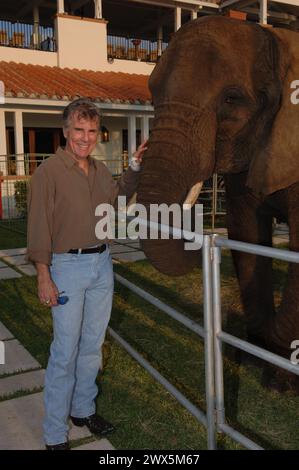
{"left": 130, "top": 158, "right": 141, "bottom": 172}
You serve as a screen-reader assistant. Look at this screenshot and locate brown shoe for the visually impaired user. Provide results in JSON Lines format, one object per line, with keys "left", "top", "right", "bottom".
{"left": 45, "top": 442, "right": 70, "bottom": 450}
{"left": 70, "top": 414, "right": 115, "bottom": 436}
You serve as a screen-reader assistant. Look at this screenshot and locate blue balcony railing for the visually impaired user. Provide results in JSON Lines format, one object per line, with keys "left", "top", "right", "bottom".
{"left": 107, "top": 35, "right": 168, "bottom": 63}
{"left": 0, "top": 19, "right": 56, "bottom": 51}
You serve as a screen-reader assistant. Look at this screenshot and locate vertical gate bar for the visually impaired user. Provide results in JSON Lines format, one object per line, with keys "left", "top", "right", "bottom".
{"left": 212, "top": 174, "right": 217, "bottom": 231}
{"left": 202, "top": 235, "right": 216, "bottom": 449}
{"left": 211, "top": 238, "right": 226, "bottom": 427}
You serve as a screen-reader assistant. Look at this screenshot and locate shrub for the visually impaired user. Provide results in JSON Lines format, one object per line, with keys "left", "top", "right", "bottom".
{"left": 14, "top": 180, "right": 28, "bottom": 218}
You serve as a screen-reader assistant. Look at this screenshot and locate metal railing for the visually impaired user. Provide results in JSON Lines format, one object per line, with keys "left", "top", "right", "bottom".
{"left": 199, "top": 174, "right": 226, "bottom": 230}
{"left": 0, "top": 153, "right": 130, "bottom": 232}
{"left": 0, "top": 18, "right": 56, "bottom": 51}
{"left": 211, "top": 235, "right": 299, "bottom": 449}
{"left": 111, "top": 230, "right": 216, "bottom": 449}
{"left": 108, "top": 226, "right": 299, "bottom": 449}
{"left": 0, "top": 153, "right": 225, "bottom": 233}
{"left": 107, "top": 34, "right": 168, "bottom": 63}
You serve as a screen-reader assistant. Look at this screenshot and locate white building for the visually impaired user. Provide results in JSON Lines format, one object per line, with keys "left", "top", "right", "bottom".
{"left": 0, "top": 0, "right": 298, "bottom": 216}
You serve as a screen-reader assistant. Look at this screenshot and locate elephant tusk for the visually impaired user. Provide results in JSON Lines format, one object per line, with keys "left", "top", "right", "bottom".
{"left": 183, "top": 182, "right": 203, "bottom": 210}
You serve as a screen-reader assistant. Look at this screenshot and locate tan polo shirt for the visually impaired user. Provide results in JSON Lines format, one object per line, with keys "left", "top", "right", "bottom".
{"left": 27, "top": 147, "right": 139, "bottom": 265}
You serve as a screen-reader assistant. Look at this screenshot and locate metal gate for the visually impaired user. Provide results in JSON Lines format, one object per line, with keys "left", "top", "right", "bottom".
{"left": 109, "top": 232, "right": 299, "bottom": 450}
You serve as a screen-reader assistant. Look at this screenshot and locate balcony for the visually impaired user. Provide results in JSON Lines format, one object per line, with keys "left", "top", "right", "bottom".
{"left": 0, "top": 18, "right": 56, "bottom": 51}
{"left": 107, "top": 35, "right": 168, "bottom": 63}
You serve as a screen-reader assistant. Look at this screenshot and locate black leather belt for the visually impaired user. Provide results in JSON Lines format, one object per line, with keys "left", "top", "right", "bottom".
{"left": 68, "top": 244, "right": 106, "bottom": 255}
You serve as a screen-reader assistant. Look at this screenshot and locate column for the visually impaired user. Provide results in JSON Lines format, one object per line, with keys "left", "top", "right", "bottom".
{"left": 29, "top": 129, "right": 37, "bottom": 175}
{"left": 174, "top": 7, "right": 181, "bottom": 32}
{"left": 259, "top": 0, "right": 268, "bottom": 25}
{"left": 0, "top": 110, "right": 7, "bottom": 176}
{"left": 14, "top": 111, "right": 25, "bottom": 176}
{"left": 94, "top": 0, "right": 102, "bottom": 19}
{"left": 33, "top": 6, "right": 40, "bottom": 49}
{"left": 157, "top": 25, "right": 163, "bottom": 57}
{"left": 141, "top": 116, "right": 149, "bottom": 143}
{"left": 57, "top": 0, "right": 65, "bottom": 15}
{"left": 191, "top": 10, "right": 198, "bottom": 21}
{"left": 128, "top": 115, "right": 136, "bottom": 162}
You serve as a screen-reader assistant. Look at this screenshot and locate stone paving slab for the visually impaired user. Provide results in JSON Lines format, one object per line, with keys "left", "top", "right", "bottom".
{"left": 0, "top": 322, "right": 14, "bottom": 341}
{"left": 17, "top": 264, "right": 37, "bottom": 276}
{"left": 114, "top": 239, "right": 140, "bottom": 246}
{"left": 0, "top": 267, "right": 22, "bottom": 280}
{"left": 113, "top": 238, "right": 138, "bottom": 245}
{"left": 0, "top": 248, "right": 27, "bottom": 257}
{"left": 73, "top": 438, "right": 114, "bottom": 450}
{"left": 0, "top": 393, "right": 92, "bottom": 449}
{"left": 113, "top": 252, "right": 146, "bottom": 262}
{"left": 0, "top": 369, "right": 45, "bottom": 398}
{"left": 110, "top": 245, "right": 136, "bottom": 254}
{"left": 274, "top": 238, "right": 289, "bottom": 245}
{"left": 2, "top": 254, "right": 27, "bottom": 266}
{"left": 0, "top": 339, "right": 40, "bottom": 376}
{"left": 126, "top": 242, "right": 141, "bottom": 249}
{"left": 112, "top": 241, "right": 140, "bottom": 250}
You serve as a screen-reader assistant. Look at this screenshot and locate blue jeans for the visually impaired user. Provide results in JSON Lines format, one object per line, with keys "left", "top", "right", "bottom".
{"left": 43, "top": 247, "right": 114, "bottom": 445}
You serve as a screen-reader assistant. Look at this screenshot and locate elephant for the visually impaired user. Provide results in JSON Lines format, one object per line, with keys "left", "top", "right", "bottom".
{"left": 137, "top": 15, "right": 299, "bottom": 391}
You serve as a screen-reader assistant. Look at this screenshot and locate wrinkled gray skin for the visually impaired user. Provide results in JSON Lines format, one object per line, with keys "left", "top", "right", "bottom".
{"left": 137, "top": 16, "right": 299, "bottom": 391}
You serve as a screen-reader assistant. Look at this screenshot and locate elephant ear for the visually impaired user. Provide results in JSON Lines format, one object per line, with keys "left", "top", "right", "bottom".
{"left": 247, "top": 29, "right": 299, "bottom": 197}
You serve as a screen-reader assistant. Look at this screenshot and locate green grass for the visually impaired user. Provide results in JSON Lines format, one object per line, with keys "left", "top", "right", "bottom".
{"left": 0, "top": 251, "right": 298, "bottom": 449}
{"left": 0, "top": 223, "right": 26, "bottom": 249}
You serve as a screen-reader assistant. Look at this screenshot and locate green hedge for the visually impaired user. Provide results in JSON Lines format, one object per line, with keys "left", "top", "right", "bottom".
{"left": 14, "top": 180, "right": 28, "bottom": 218}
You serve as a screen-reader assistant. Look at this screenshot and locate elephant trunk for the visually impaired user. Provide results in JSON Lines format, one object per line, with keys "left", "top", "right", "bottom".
{"left": 137, "top": 111, "right": 215, "bottom": 275}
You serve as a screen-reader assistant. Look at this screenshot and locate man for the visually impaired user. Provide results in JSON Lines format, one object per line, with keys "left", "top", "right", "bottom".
{"left": 27, "top": 98, "right": 147, "bottom": 450}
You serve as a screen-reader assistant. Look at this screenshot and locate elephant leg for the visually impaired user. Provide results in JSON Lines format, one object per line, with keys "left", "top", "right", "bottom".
{"left": 224, "top": 174, "right": 275, "bottom": 345}
{"left": 269, "top": 185, "right": 299, "bottom": 359}
{"left": 263, "top": 197, "right": 299, "bottom": 393}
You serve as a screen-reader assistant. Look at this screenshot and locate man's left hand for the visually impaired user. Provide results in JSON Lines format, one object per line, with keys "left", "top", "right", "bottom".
{"left": 130, "top": 140, "right": 148, "bottom": 171}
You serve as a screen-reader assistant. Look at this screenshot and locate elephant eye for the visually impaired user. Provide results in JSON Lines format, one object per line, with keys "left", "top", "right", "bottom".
{"left": 223, "top": 89, "right": 245, "bottom": 105}
{"left": 225, "top": 95, "right": 242, "bottom": 104}
{"left": 225, "top": 96, "right": 237, "bottom": 104}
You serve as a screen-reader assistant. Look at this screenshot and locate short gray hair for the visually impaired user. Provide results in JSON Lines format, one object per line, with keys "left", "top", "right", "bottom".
{"left": 63, "top": 98, "right": 101, "bottom": 129}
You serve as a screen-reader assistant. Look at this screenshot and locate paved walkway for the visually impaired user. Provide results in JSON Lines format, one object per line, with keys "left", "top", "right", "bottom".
{"left": 0, "top": 320, "right": 114, "bottom": 450}
{"left": 0, "top": 239, "right": 146, "bottom": 281}
{"left": 0, "top": 242, "right": 142, "bottom": 449}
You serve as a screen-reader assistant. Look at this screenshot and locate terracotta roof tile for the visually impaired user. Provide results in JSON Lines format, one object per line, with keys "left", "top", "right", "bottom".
{"left": 0, "top": 61, "right": 152, "bottom": 104}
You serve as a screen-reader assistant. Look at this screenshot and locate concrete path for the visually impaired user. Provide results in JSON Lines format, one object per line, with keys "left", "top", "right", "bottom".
{"left": 110, "top": 239, "right": 146, "bottom": 262}
{"left": 0, "top": 240, "right": 146, "bottom": 281}
{"left": 0, "top": 239, "right": 146, "bottom": 449}
{"left": 0, "top": 322, "right": 114, "bottom": 450}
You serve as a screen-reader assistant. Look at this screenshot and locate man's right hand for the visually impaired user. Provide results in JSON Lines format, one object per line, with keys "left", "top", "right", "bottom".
{"left": 36, "top": 263, "right": 59, "bottom": 307}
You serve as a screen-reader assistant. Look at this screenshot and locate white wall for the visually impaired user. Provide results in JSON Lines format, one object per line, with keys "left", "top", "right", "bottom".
{"left": 98, "top": 58, "right": 154, "bottom": 74}
{"left": 56, "top": 15, "right": 108, "bottom": 71}
{"left": 0, "top": 47, "right": 57, "bottom": 66}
